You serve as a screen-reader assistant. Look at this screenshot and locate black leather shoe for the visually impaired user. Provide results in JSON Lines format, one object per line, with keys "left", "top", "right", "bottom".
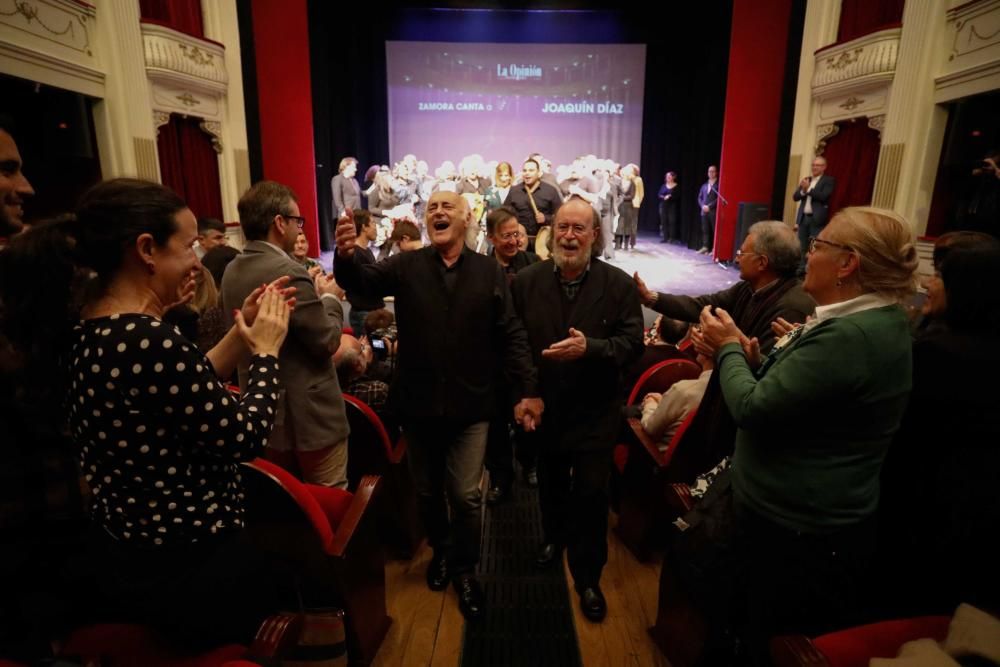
{"left": 578, "top": 586, "right": 607, "bottom": 622}
{"left": 454, "top": 574, "right": 485, "bottom": 620}
{"left": 535, "top": 542, "right": 562, "bottom": 569}
{"left": 426, "top": 553, "right": 449, "bottom": 591}
{"left": 524, "top": 467, "right": 538, "bottom": 488}
{"left": 486, "top": 484, "right": 508, "bottom": 505}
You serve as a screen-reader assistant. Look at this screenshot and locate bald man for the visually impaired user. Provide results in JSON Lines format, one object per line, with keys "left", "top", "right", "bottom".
{"left": 333, "top": 191, "right": 543, "bottom": 621}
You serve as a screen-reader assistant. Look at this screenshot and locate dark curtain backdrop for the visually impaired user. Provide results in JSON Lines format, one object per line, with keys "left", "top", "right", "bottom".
{"left": 307, "top": 3, "right": 734, "bottom": 251}
{"left": 139, "top": 0, "right": 204, "bottom": 37}
{"left": 836, "top": 0, "right": 904, "bottom": 43}
{"left": 823, "top": 118, "right": 880, "bottom": 218}
{"left": 157, "top": 114, "right": 224, "bottom": 221}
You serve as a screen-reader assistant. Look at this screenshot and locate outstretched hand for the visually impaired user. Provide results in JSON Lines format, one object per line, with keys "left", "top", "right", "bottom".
{"left": 632, "top": 272, "right": 657, "bottom": 307}
{"left": 541, "top": 327, "right": 587, "bottom": 361}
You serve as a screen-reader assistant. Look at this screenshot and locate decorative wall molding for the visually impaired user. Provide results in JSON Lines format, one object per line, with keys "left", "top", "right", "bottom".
{"left": 0, "top": 0, "right": 103, "bottom": 96}
{"left": 199, "top": 119, "right": 223, "bottom": 153}
{"left": 152, "top": 109, "right": 171, "bottom": 131}
{"left": 815, "top": 123, "right": 840, "bottom": 155}
{"left": 0, "top": 0, "right": 93, "bottom": 54}
{"left": 867, "top": 114, "right": 886, "bottom": 137}
{"left": 141, "top": 20, "right": 227, "bottom": 124}
{"left": 812, "top": 27, "right": 902, "bottom": 98}
{"left": 140, "top": 21, "right": 227, "bottom": 94}
{"left": 935, "top": 0, "right": 1000, "bottom": 102}
{"left": 817, "top": 83, "right": 889, "bottom": 122}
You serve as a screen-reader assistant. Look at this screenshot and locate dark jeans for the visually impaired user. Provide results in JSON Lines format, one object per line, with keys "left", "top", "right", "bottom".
{"left": 404, "top": 419, "right": 488, "bottom": 575}
{"left": 484, "top": 420, "right": 538, "bottom": 490}
{"left": 538, "top": 447, "right": 613, "bottom": 589}
{"left": 700, "top": 211, "right": 715, "bottom": 249}
{"left": 660, "top": 204, "right": 680, "bottom": 242}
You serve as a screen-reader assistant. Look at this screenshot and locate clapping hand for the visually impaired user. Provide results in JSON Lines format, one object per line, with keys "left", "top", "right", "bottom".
{"left": 241, "top": 276, "right": 296, "bottom": 326}
{"left": 235, "top": 286, "right": 292, "bottom": 356}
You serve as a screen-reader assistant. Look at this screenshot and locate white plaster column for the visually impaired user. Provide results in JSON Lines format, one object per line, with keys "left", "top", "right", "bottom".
{"left": 91, "top": 0, "right": 159, "bottom": 181}
{"left": 783, "top": 0, "right": 841, "bottom": 224}
{"left": 200, "top": 0, "right": 252, "bottom": 225}
{"left": 871, "top": 0, "right": 950, "bottom": 235}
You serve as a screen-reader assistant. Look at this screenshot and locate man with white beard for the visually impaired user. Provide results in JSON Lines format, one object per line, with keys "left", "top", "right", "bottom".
{"left": 510, "top": 197, "right": 644, "bottom": 623}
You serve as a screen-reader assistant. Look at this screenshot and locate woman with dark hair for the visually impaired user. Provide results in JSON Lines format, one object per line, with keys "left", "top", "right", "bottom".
{"left": 657, "top": 171, "right": 680, "bottom": 243}
{"left": 0, "top": 178, "right": 311, "bottom": 648}
{"left": 880, "top": 244, "right": 1000, "bottom": 615}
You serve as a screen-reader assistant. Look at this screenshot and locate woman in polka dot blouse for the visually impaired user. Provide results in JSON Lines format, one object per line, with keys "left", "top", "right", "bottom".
{"left": 0, "top": 179, "right": 308, "bottom": 646}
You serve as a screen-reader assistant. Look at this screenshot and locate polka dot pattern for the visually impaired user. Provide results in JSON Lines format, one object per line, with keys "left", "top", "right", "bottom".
{"left": 68, "top": 314, "right": 280, "bottom": 548}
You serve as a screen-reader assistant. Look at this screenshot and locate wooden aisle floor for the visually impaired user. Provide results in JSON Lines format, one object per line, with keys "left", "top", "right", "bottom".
{"left": 370, "top": 512, "right": 669, "bottom": 667}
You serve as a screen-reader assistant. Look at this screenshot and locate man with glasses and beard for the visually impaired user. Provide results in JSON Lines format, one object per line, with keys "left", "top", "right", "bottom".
{"left": 510, "top": 197, "right": 644, "bottom": 623}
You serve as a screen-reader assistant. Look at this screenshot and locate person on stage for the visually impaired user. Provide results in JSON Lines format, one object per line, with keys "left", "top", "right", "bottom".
{"left": 696, "top": 165, "right": 719, "bottom": 254}
{"left": 658, "top": 171, "right": 681, "bottom": 244}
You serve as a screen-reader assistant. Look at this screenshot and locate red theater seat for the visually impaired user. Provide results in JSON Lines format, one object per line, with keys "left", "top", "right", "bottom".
{"left": 615, "top": 358, "right": 702, "bottom": 561}
{"left": 770, "top": 616, "right": 951, "bottom": 667}
{"left": 241, "top": 458, "right": 390, "bottom": 665}
{"left": 343, "top": 393, "right": 424, "bottom": 559}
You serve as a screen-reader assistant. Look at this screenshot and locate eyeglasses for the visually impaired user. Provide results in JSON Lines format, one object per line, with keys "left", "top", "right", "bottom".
{"left": 283, "top": 215, "right": 306, "bottom": 229}
{"left": 498, "top": 231, "right": 522, "bottom": 241}
{"left": 554, "top": 223, "right": 590, "bottom": 236}
{"left": 735, "top": 249, "right": 760, "bottom": 260}
{"left": 809, "top": 236, "right": 852, "bottom": 253}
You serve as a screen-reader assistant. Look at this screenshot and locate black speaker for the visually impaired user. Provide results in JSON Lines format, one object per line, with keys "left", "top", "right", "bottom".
{"left": 733, "top": 202, "right": 771, "bottom": 256}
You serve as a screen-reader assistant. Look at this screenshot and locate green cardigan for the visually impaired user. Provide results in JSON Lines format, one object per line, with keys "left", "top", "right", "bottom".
{"left": 717, "top": 305, "right": 912, "bottom": 534}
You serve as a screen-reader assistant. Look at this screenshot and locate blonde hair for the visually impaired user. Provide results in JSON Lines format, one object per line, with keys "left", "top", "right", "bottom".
{"left": 828, "top": 206, "right": 919, "bottom": 302}
{"left": 190, "top": 266, "right": 219, "bottom": 314}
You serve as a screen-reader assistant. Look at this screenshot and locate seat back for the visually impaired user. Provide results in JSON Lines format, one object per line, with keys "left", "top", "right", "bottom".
{"left": 343, "top": 393, "right": 403, "bottom": 490}
{"left": 627, "top": 358, "right": 702, "bottom": 405}
{"left": 242, "top": 458, "right": 340, "bottom": 551}
{"left": 770, "top": 616, "right": 951, "bottom": 667}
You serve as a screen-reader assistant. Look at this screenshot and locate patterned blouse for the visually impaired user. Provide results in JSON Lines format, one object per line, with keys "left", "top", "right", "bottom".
{"left": 67, "top": 314, "right": 279, "bottom": 547}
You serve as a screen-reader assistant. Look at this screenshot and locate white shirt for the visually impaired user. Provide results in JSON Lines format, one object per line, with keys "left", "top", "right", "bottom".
{"left": 640, "top": 369, "right": 713, "bottom": 449}
{"left": 804, "top": 175, "right": 821, "bottom": 215}
{"left": 804, "top": 292, "right": 895, "bottom": 332}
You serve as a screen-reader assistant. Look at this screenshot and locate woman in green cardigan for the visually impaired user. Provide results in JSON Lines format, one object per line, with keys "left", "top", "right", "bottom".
{"left": 697, "top": 206, "right": 919, "bottom": 661}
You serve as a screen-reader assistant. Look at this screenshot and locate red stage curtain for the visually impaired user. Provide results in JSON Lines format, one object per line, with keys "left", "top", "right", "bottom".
{"left": 823, "top": 118, "right": 881, "bottom": 218}
{"left": 837, "top": 0, "right": 904, "bottom": 43}
{"left": 139, "top": 0, "right": 204, "bottom": 38}
{"left": 156, "top": 114, "right": 224, "bottom": 221}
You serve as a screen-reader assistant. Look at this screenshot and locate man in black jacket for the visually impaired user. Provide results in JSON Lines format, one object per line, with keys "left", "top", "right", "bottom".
{"left": 512, "top": 197, "right": 644, "bottom": 623}
{"left": 334, "top": 191, "right": 542, "bottom": 621}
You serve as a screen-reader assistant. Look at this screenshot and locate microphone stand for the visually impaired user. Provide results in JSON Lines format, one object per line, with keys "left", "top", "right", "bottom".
{"left": 707, "top": 182, "right": 733, "bottom": 267}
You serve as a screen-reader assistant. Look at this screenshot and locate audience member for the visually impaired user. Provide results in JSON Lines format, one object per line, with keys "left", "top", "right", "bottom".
{"left": 0, "top": 115, "right": 34, "bottom": 239}
{"left": 621, "top": 315, "right": 692, "bottom": 396}
{"left": 163, "top": 265, "right": 228, "bottom": 353}
{"left": 334, "top": 333, "right": 391, "bottom": 421}
{"left": 692, "top": 206, "right": 919, "bottom": 662}
{"left": 202, "top": 244, "right": 239, "bottom": 290}
{"left": 291, "top": 231, "right": 323, "bottom": 273}
{"left": 344, "top": 208, "right": 384, "bottom": 334}
{"left": 640, "top": 353, "right": 713, "bottom": 447}
{"left": 881, "top": 244, "right": 1000, "bottom": 615}
{"left": 0, "top": 178, "right": 320, "bottom": 650}
{"left": 195, "top": 217, "right": 227, "bottom": 259}
{"left": 222, "top": 181, "right": 350, "bottom": 488}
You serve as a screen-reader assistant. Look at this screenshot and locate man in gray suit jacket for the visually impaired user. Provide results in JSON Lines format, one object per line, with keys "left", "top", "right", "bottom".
{"left": 222, "top": 181, "right": 350, "bottom": 488}
{"left": 331, "top": 157, "right": 362, "bottom": 219}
